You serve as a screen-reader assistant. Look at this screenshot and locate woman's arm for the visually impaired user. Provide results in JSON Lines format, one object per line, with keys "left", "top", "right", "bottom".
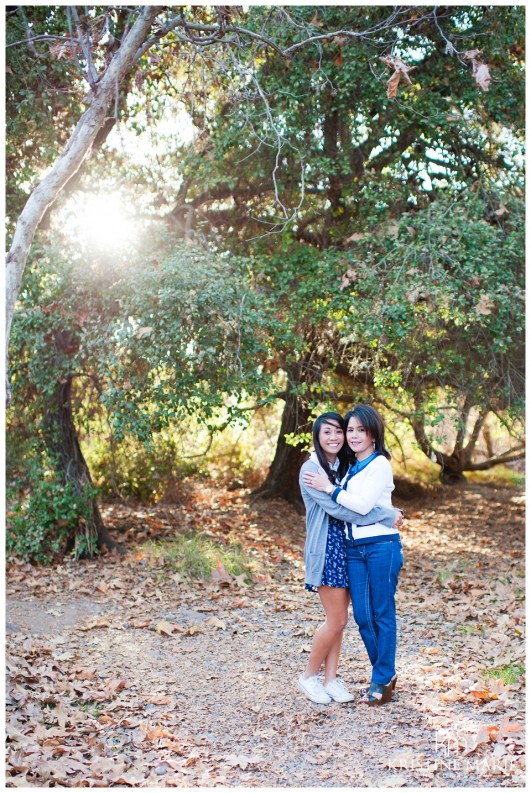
{"left": 332, "top": 463, "right": 389, "bottom": 514}
{"left": 302, "top": 459, "right": 392, "bottom": 516}
{"left": 299, "top": 472, "right": 397, "bottom": 528}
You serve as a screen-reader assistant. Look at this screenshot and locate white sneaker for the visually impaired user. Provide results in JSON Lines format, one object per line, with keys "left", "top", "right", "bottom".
{"left": 298, "top": 675, "right": 332, "bottom": 704}
{"left": 324, "top": 678, "right": 355, "bottom": 703}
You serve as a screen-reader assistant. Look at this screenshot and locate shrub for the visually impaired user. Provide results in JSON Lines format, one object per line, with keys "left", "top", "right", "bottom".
{"left": 6, "top": 463, "right": 92, "bottom": 564}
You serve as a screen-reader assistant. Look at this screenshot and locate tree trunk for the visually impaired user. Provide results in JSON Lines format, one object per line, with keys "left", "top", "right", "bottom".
{"left": 438, "top": 457, "right": 468, "bottom": 485}
{"left": 5, "top": 6, "right": 163, "bottom": 398}
{"left": 253, "top": 358, "right": 322, "bottom": 512}
{"left": 43, "top": 376, "right": 123, "bottom": 557}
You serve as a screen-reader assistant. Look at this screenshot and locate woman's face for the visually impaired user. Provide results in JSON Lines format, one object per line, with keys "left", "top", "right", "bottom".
{"left": 318, "top": 420, "right": 344, "bottom": 461}
{"left": 346, "top": 416, "right": 374, "bottom": 460}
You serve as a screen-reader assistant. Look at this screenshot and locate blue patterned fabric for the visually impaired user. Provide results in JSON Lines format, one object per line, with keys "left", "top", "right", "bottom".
{"left": 305, "top": 516, "right": 348, "bottom": 592}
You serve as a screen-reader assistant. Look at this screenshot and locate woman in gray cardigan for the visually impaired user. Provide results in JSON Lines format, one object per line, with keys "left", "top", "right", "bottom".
{"left": 298, "top": 412, "right": 398, "bottom": 705}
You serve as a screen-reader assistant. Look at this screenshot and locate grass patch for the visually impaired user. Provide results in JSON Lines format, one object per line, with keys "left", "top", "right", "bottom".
{"left": 467, "top": 466, "right": 525, "bottom": 488}
{"left": 484, "top": 663, "right": 524, "bottom": 685}
{"left": 436, "top": 568, "right": 454, "bottom": 586}
{"left": 458, "top": 623, "right": 484, "bottom": 636}
{"left": 73, "top": 700, "right": 103, "bottom": 718}
{"left": 435, "top": 560, "right": 467, "bottom": 586}
{"left": 139, "top": 533, "right": 258, "bottom": 582}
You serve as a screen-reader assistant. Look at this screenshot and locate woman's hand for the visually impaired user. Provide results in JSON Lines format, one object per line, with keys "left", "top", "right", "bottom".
{"left": 302, "top": 471, "right": 333, "bottom": 493}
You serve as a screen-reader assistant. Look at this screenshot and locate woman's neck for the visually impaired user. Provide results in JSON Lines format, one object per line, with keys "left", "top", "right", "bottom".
{"left": 355, "top": 449, "right": 375, "bottom": 462}
{"left": 324, "top": 453, "right": 337, "bottom": 464}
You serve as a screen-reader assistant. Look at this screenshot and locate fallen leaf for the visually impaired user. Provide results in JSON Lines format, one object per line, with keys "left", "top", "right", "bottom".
{"left": 438, "top": 688, "right": 465, "bottom": 702}
{"left": 211, "top": 561, "right": 233, "bottom": 584}
{"left": 147, "top": 694, "right": 173, "bottom": 704}
{"left": 204, "top": 616, "right": 226, "bottom": 630}
{"left": 155, "top": 621, "right": 177, "bottom": 636}
{"left": 380, "top": 774, "right": 410, "bottom": 787}
{"left": 387, "top": 749, "right": 422, "bottom": 768}
{"left": 73, "top": 667, "right": 97, "bottom": 680}
{"left": 225, "top": 754, "right": 264, "bottom": 770}
{"left": 463, "top": 725, "right": 491, "bottom": 755}
{"left": 130, "top": 617, "right": 151, "bottom": 628}
{"left": 307, "top": 752, "right": 330, "bottom": 765}
{"left": 498, "top": 718, "right": 524, "bottom": 736}
{"left": 73, "top": 618, "right": 110, "bottom": 632}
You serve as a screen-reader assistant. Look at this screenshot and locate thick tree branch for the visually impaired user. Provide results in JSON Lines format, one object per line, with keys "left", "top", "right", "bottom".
{"left": 460, "top": 407, "right": 488, "bottom": 465}
{"left": 465, "top": 448, "right": 525, "bottom": 471}
{"left": 453, "top": 393, "right": 474, "bottom": 455}
{"left": 5, "top": 6, "right": 164, "bottom": 401}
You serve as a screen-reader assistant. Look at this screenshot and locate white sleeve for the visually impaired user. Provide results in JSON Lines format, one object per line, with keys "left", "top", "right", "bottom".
{"left": 335, "top": 458, "right": 391, "bottom": 515}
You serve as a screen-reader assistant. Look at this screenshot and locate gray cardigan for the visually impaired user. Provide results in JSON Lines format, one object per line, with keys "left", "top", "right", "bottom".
{"left": 299, "top": 458, "right": 397, "bottom": 588}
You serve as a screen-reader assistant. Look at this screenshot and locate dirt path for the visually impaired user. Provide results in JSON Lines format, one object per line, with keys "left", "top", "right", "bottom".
{"left": 6, "top": 483, "right": 525, "bottom": 787}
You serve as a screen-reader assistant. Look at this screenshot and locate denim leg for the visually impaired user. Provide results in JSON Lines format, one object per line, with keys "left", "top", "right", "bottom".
{"left": 365, "top": 540, "right": 403, "bottom": 684}
{"left": 346, "top": 543, "right": 378, "bottom": 667}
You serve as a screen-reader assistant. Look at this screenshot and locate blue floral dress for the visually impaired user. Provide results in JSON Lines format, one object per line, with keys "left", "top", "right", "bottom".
{"left": 305, "top": 516, "right": 348, "bottom": 592}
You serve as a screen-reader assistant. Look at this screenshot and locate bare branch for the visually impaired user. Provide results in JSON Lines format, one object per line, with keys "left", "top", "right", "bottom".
{"left": 282, "top": 8, "right": 409, "bottom": 55}
{"left": 15, "top": 7, "right": 39, "bottom": 56}
{"left": 6, "top": 33, "right": 75, "bottom": 48}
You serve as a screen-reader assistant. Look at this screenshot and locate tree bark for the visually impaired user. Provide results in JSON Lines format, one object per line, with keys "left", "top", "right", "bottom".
{"left": 253, "top": 358, "right": 323, "bottom": 512}
{"left": 5, "top": 5, "right": 163, "bottom": 397}
{"left": 43, "top": 375, "right": 123, "bottom": 557}
{"left": 410, "top": 407, "right": 467, "bottom": 484}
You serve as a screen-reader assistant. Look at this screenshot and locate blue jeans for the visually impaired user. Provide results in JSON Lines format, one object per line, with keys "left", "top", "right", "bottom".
{"left": 345, "top": 538, "right": 403, "bottom": 685}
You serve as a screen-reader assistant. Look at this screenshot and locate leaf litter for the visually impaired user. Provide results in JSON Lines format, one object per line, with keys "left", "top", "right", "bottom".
{"left": 6, "top": 481, "right": 525, "bottom": 786}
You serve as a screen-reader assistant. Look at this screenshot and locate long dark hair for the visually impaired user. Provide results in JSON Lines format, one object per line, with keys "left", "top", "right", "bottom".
{"left": 344, "top": 404, "right": 391, "bottom": 464}
{"left": 312, "top": 412, "right": 349, "bottom": 483}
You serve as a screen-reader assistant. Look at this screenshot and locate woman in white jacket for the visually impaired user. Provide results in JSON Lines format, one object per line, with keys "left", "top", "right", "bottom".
{"left": 302, "top": 405, "right": 403, "bottom": 706}
{"left": 298, "top": 411, "right": 399, "bottom": 705}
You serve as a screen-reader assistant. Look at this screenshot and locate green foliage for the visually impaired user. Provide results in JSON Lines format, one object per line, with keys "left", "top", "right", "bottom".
{"left": 87, "top": 431, "right": 183, "bottom": 502}
{"left": 6, "top": 5, "right": 526, "bottom": 516}
{"left": 84, "top": 402, "right": 282, "bottom": 500}
{"left": 6, "top": 7, "right": 83, "bottom": 223}
{"left": 7, "top": 237, "right": 280, "bottom": 544}
{"left": 10, "top": 237, "right": 276, "bottom": 437}
{"left": 141, "top": 5, "right": 524, "bottom": 478}
{"left": 99, "top": 245, "right": 277, "bottom": 443}
{"left": 327, "top": 190, "right": 525, "bottom": 471}
{"left": 174, "top": 6, "right": 524, "bottom": 248}
{"left": 6, "top": 458, "right": 92, "bottom": 564}
{"left": 467, "top": 467, "right": 525, "bottom": 488}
